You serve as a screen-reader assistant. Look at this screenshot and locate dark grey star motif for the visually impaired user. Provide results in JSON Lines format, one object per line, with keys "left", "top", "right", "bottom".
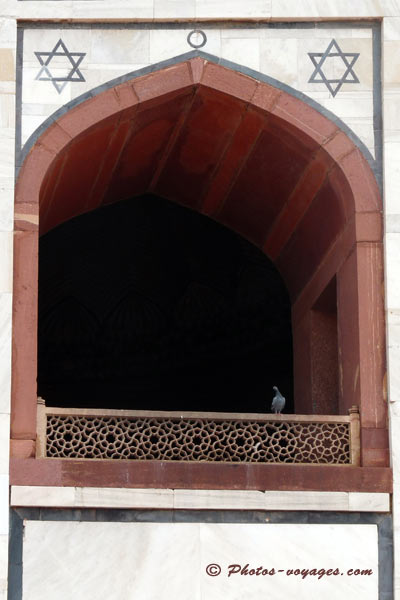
{"left": 308, "top": 39, "right": 360, "bottom": 97}
{"left": 35, "top": 39, "right": 86, "bottom": 94}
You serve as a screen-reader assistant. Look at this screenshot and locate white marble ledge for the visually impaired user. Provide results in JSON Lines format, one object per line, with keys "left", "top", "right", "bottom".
{"left": 271, "top": 0, "right": 398, "bottom": 18}
{"left": 11, "top": 486, "right": 390, "bottom": 512}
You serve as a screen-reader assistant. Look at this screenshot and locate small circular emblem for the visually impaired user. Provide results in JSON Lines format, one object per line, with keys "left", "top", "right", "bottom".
{"left": 187, "top": 29, "right": 207, "bottom": 49}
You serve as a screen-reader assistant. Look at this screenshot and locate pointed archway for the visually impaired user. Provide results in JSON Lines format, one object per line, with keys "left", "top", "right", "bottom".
{"left": 11, "top": 56, "right": 387, "bottom": 485}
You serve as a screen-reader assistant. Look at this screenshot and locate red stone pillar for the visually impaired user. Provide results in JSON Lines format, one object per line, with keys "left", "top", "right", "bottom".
{"left": 10, "top": 230, "right": 38, "bottom": 457}
{"left": 337, "top": 242, "right": 388, "bottom": 466}
{"left": 337, "top": 248, "right": 361, "bottom": 414}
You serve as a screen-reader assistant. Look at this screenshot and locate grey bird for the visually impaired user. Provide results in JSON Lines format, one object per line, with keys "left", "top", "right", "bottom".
{"left": 271, "top": 386, "right": 285, "bottom": 414}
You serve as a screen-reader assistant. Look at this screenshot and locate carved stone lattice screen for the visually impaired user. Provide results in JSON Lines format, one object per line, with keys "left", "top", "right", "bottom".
{"left": 36, "top": 401, "right": 361, "bottom": 465}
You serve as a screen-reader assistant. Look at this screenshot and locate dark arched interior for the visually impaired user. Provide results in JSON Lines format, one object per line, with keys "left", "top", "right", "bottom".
{"left": 38, "top": 194, "right": 293, "bottom": 413}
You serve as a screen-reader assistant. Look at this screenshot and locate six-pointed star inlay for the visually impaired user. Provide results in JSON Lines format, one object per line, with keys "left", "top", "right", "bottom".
{"left": 35, "top": 39, "right": 86, "bottom": 94}
{"left": 308, "top": 39, "right": 360, "bottom": 97}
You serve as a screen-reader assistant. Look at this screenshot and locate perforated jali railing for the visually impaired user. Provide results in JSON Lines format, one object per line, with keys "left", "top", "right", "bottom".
{"left": 36, "top": 399, "right": 361, "bottom": 465}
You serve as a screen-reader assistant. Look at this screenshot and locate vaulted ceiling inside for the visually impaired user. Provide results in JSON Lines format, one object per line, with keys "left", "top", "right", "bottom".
{"left": 39, "top": 83, "right": 348, "bottom": 299}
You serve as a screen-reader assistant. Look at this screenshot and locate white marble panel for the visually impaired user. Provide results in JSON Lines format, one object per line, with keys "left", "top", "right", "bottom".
{"left": 386, "top": 129, "right": 400, "bottom": 145}
{"left": 154, "top": 0, "right": 196, "bottom": 18}
{"left": 0, "top": 82, "right": 14, "bottom": 95}
{"left": 23, "top": 522, "right": 202, "bottom": 600}
{"left": 91, "top": 29, "right": 149, "bottom": 66}
{"left": 389, "top": 407, "right": 400, "bottom": 474}
{"left": 0, "top": 0, "right": 15, "bottom": 13}
{"left": 387, "top": 314, "right": 400, "bottom": 405}
{"left": 221, "top": 38, "right": 260, "bottom": 72}
{"left": 388, "top": 345, "right": 400, "bottom": 404}
{"left": 22, "top": 102, "right": 60, "bottom": 117}
{"left": 384, "top": 144, "right": 400, "bottom": 214}
{"left": 342, "top": 120, "right": 376, "bottom": 151}
{"left": 383, "top": 42, "right": 400, "bottom": 87}
{"left": 200, "top": 523, "right": 378, "bottom": 600}
{"left": 0, "top": 233, "right": 12, "bottom": 294}
{"left": 0, "top": 18, "right": 15, "bottom": 46}
{"left": 0, "top": 129, "right": 13, "bottom": 179}
{"left": 11, "top": 486, "right": 175, "bottom": 508}
{"left": 260, "top": 25, "right": 318, "bottom": 39}
{"left": 384, "top": 92, "right": 400, "bottom": 135}
{"left": 0, "top": 414, "right": 9, "bottom": 475}
{"left": 11, "top": 486, "right": 391, "bottom": 512}
{"left": 21, "top": 115, "right": 49, "bottom": 147}
{"left": 260, "top": 38, "right": 299, "bottom": 86}
{"left": 12, "top": 485, "right": 76, "bottom": 508}
{"left": 348, "top": 492, "right": 390, "bottom": 512}
{"left": 387, "top": 234, "right": 400, "bottom": 301}
{"left": 75, "top": 487, "right": 174, "bottom": 509}
{"left": 0, "top": 94, "right": 14, "bottom": 129}
{"left": 22, "top": 28, "right": 92, "bottom": 75}
{"left": 149, "top": 28, "right": 221, "bottom": 65}
{"left": 17, "top": 1, "right": 73, "bottom": 20}
{"left": 270, "top": 0, "right": 385, "bottom": 18}
{"left": 196, "top": 0, "right": 272, "bottom": 18}
{"left": 19, "top": 24, "right": 377, "bottom": 157}
{"left": 22, "top": 521, "right": 379, "bottom": 600}
{"left": 384, "top": 17, "right": 400, "bottom": 40}
{"left": 393, "top": 485, "right": 400, "bottom": 599}
{"left": 386, "top": 214, "right": 400, "bottom": 233}
{"left": 17, "top": 1, "right": 155, "bottom": 20}
{"left": 314, "top": 24, "right": 361, "bottom": 39}
{"left": 73, "top": 0, "right": 155, "bottom": 19}
{"left": 0, "top": 294, "right": 11, "bottom": 415}
{"left": 298, "top": 38, "right": 373, "bottom": 95}
{"left": 221, "top": 28, "right": 262, "bottom": 39}
{"left": 351, "top": 28, "right": 374, "bottom": 38}
{"left": 175, "top": 489, "right": 267, "bottom": 510}
{"left": 0, "top": 475, "right": 8, "bottom": 536}
{"left": 174, "top": 489, "right": 351, "bottom": 511}
{"left": 21, "top": 67, "right": 71, "bottom": 107}
{"left": 0, "top": 176, "right": 13, "bottom": 231}
{"left": 0, "top": 535, "right": 8, "bottom": 599}
{"left": 387, "top": 309, "right": 400, "bottom": 345}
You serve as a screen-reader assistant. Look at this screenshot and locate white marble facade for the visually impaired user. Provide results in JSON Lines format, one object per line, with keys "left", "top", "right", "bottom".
{"left": 22, "top": 521, "right": 378, "bottom": 600}
{"left": 1, "top": 0, "right": 400, "bottom": 599}
{"left": 20, "top": 23, "right": 376, "bottom": 156}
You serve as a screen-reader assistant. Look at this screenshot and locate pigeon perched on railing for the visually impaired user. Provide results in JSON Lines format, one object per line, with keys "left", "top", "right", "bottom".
{"left": 271, "top": 386, "right": 285, "bottom": 414}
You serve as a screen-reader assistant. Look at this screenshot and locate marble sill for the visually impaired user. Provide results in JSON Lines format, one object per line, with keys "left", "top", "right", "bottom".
{"left": 11, "top": 485, "right": 390, "bottom": 512}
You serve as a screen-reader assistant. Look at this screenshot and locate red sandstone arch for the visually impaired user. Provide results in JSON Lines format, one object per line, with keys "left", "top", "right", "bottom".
{"left": 12, "top": 57, "right": 387, "bottom": 473}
